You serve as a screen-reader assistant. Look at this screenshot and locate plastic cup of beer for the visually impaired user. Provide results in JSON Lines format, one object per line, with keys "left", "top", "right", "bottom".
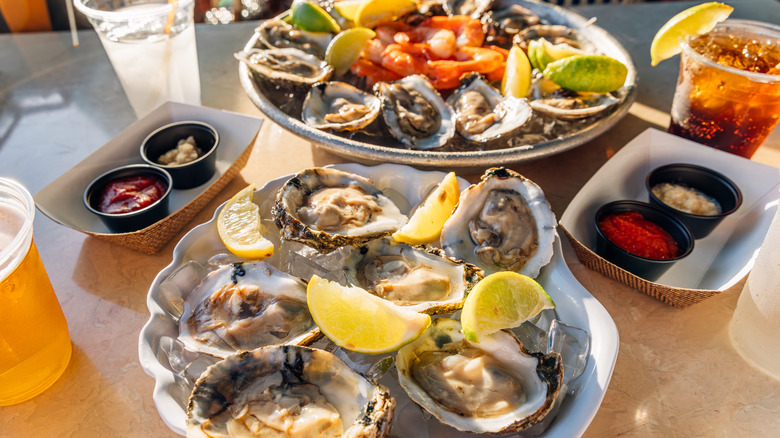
{"left": 0, "top": 178, "right": 72, "bottom": 405}
{"left": 74, "top": 0, "right": 201, "bottom": 118}
{"left": 668, "top": 19, "right": 780, "bottom": 158}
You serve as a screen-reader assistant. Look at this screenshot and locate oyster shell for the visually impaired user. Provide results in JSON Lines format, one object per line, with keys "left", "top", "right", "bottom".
{"left": 302, "top": 82, "right": 381, "bottom": 132}
{"left": 235, "top": 47, "right": 333, "bottom": 88}
{"left": 529, "top": 77, "right": 621, "bottom": 120}
{"left": 178, "top": 261, "right": 320, "bottom": 358}
{"left": 273, "top": 168, "right": 408, "bottom": 253}
{"left": 440, "top": 167, "right": 556, "bottom": 277}
{"left": 395, "top": 317, "right": 562, "bottom": 434}
{"left": 255, "top": 19, "right": 333, "bottom": 60}
{"left": 447, "top": 73, "right": 532, "bottom": 143}
{"left": 187, "top": 345, "right": 395, "bottom": 438}
{"left": 342, "top": 237, "right": 484, "bottom": 314}
{"left": 374, "top": 75, "right": 456, "bottom": 150}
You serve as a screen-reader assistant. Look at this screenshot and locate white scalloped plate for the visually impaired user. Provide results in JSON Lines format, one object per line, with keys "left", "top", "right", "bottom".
{"left": 138, "top": 163, "right": 618, "bottom": 437}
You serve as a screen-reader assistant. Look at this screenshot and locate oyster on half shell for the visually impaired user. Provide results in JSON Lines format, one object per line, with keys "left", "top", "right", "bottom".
{"left": 395, "top": 318, "right": 563, "bottom": 435}
{"left": 187, "top": 345, "right": 395, "bottom": 438}
{"left": 273, "top": 168, "right": 408, "bottom": 253}
{"left": 440, "top": 167, "right": 556, "bottom": 277}
{"left": 178, "top": 261, "right": 320, "bottom": 359}
{"left": 342, "top": 237, "right": 484, "bottom": 314}
{"left": 302, "top": 81, "right": 381, "bottom": 132}
{"left": 235, "top": 47, "right": 333, "bottom": 88}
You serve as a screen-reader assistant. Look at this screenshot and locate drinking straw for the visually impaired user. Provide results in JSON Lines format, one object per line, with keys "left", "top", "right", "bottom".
{"left": 65, "top": 0, "right": 79, "bottom": 47}
{"left": 165, "top": 0, "right": 178, "bottom": 34}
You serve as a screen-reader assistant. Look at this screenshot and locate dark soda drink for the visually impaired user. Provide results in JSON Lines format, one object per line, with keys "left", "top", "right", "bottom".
{"left": 669, "top": 19, "right": 780, "bottom": 158}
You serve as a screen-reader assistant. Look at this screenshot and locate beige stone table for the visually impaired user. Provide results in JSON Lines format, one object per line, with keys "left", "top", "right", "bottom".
{"left": 1, "top": 0, "right": 779, "bottom": 436}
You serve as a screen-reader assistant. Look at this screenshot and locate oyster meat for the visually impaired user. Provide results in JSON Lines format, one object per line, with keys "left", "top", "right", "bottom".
{"left": 274, "top": 168, "right": 408, "bottom": 253}
{"left": 178, "top": 262, "right": 320, "bottom": 358}
{"left": 529, "top": 77, "right": 621, "bottom": 120}
{"left": 395, "top": 317, "right": 563, "bottom": 434}
{"left": 302, "top": 82, "right": 381, "bottom": 132}
{"left": 447, "top": 73, "right": 532, "bottom": 143}
{"left": 255, "top": 19, "right": 333, "bottom": 60}
{"left": 374, "top": 75, "right": 456, "bottom": 150}
{"left": 440, "top": 167, "right": 556, "bottom": 277}
{"left": 342, "top": 237, "right": 484, "bottom": 314}
{"left": 235, "top": 47, "right": 333, "bottom": 88}
{"left": 187, "top": 345, "right": 395, "bottom": 438}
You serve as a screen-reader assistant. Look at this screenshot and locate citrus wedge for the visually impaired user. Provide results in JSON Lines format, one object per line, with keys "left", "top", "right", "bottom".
{"left": 392, "top": 172, "right": 460, "bottom": 245}
{"left": 543, "top": 54, "right": 628, "bottom": 93}
{"left": 307, "top": 275, "right": 431, "bottom": 354}
{"left": 217, "top": 184, "right": 275, "bottom": 260}
{"left": 355, "top": 0, "right": 416, "bottom": 29}
{"left": 290, "top": 0, "right": 341, "bottom": 33}
{"left": 334, "top": 0, "right": 369, "bottom": 22}
{"left": 326, "top": 27, "right": 377, "bottom": 75}
{"left": 650, "top": 2, "right": 733, "bottom": 66}
{"left": 501, "top": 45, "right": 533, "bottom": 98}
{"left": 460, "top": 271, "right": 555, "bottom": 343}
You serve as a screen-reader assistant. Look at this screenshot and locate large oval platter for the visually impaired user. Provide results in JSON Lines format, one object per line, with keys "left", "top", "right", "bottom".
{"left": 238, "top": 0, "right": 637, "bottom": 168}
{"left": 138, "top": 163, "right": 619, "bottom": 437}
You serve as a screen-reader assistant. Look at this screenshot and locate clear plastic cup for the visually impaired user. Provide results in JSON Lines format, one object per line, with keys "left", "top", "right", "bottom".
{"left": 0, "top": 178, "right": 72, "bottom": 405}
{"left": 74, "top": 0, "right": 201, "bottom": 118}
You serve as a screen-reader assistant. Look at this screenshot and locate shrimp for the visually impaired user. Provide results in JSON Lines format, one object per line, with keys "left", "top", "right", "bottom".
{"left": 393, "top": 27, "right": 457, "bottom": 59}
{"left": 427, "top": 46, "right": 505, "bottom": 89}
{"left": 350, "top": 59, "right": 402, "bottom": 88}
{"left": 381, "top": 44, "right": 429, "bottom": 77}
{"left": 362, "top": 38, "right": 387, "bottom": 65}
{"left": 425, "top": 15, "right": 485, "bottom": 48}
{"left": 375, "top": 23, "right": 409, "bottom": 45}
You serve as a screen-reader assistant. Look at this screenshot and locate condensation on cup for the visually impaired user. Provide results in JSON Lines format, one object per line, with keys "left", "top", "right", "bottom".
{"left": 0, "top": 177, "right": 72, "bottom": 405}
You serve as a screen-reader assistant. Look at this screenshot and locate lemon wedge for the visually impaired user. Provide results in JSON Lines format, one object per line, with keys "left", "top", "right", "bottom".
{"left": 307, "top": 275, "right": 431, "bottom": 354}
{"left": 290, "top": 0, "right": 341, "bottom": 33}
{"left": 333, "top": 0, "right": 369, "bottom": 22}
{"left": 460, "top": 271, "right": 555, "bottom": 343}
{"left": 217, "top": 184, "right": 275, "bottom": 260}
{"left": 650, "top": 2, "right": 733, "bottom": 66}
{"left": 355, "top": 0, "right": 416, "bottom": 29}
{"left": 325, "top": 27, "right": 376, "bottom": 75}
{"left": 392, "top": 172, "right": 460, "bottom": 245}
{"left": 501, "top": 46, "right": 533, "bottom": 98}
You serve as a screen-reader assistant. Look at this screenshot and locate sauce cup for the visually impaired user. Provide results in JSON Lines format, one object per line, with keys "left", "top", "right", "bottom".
{"left": 141, "top": 121, "right": 219, "bottom": 189}
{"left": 83, "top": 164, "right": 173, "bottom": 233}
{"left": 646, "top": 163, "right": 741, "bottom": 239}
{"left": 594, "top": 200, "right": 694, "bottom": 281}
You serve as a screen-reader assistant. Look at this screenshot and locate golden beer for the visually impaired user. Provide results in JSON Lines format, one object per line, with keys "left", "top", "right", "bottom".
{"left": 0, "top": 179, "right": 71, "bottom": 405}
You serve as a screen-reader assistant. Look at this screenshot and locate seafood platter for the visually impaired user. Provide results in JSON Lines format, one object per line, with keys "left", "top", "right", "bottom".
{"left": 139, "top": 163, "right": 619, "bottom": 437}
{"left": 236, "top": 0, "right": 637, "bottom": 167}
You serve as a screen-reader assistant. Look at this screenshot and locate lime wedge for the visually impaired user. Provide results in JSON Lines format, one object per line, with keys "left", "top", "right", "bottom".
{"left": 307, "top": 275, "right": 431, "bottom": 354}
{"left": 291, "top": 0, "right": 341, "bottom": 33}
{"left": 217, "top": 184, "right": 275, "bottom": 260}
{"left": 326, "top": 27, "right": 377, "bottom": 76}
{"left": 392, "top": 172, "right": 460, "bottom": 245}
{"left": 460, "top": 271, "right": 555, "bottom": 343}
{"left": 543, "top": 54, "right": 628, "bottom": 93}
{"left": 501, "top": 45, "right": 533, "bottom": 98}
{"left": 355, "top": 0, "right": 416, "bottom": 29}
{"left": 650, "top": 2, "right": 733, "bottom": 66}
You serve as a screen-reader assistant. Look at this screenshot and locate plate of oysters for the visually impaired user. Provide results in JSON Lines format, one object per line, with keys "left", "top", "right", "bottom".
{"left": 139, "top": 163, "right": 618, "bottom": 437}
{"left": 236, "top": 0, "right": 637, "bottom": 168}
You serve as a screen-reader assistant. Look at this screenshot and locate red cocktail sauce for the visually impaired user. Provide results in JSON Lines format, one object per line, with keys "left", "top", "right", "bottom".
{"left": 598, "top": 211, "right": 680, "bottom": 259}
{"left": 98, "top": 175, "right": 167, "bottom": 214}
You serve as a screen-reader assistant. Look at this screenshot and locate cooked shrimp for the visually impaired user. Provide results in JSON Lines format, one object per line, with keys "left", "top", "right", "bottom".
{"left": 350, "top": 59, "right": 402, "bottom": 88}
{"left": 381, "top": 44, "right": 429, "bottom": 77}
{"left": 362, "top": 38, "right": 387, "bottom": 65}
{"left": 375, "top": 23, "right": 409, "bottom": 45}
{"left": 425, "top": 15, "right": 485, "bottom": 48}
{"left": 427, "top": 46, "right": 505, "bottom": 89}
{"left": 394, "top": 27, "right": 457, "bottom": 59}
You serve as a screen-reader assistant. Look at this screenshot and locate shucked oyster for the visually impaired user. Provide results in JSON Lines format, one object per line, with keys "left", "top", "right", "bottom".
{"left": 187, "top": 345, "right": 395, "bottom": 438}
{"left": 440, "top": 167, "right": 556, "bottom": 277}
{"left": 255, "top": 19, "right": 333, "bottom": 60}
{"left": 374, "top": 75, "right": 456, "bottom": 150}
{"left": 178, "top": 262, "right": 320, "bottom": 358}
{"left": 302, "top": 82, "right": 381, "bottom": 132}
{"left": 273, "top": 168, "right": 407, "bottom": 253}
{"left": 395, "top": 318, "right": 562, "bottom": 434}
{"left": 235, "top": 47, "right": 333, "bottom": 88}
{"left": 447, "top": 73, "right": 532, "bottom": 143}
{"left": 342, "top": 237, "right": 484, "bottom": 314}
{"left": 529, "top": 76, "right": 621, "bottom": 120}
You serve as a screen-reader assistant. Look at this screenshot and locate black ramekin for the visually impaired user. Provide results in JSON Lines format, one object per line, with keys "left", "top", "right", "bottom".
{"left": 141, "top": 121, "right": 219, "bottom": 189}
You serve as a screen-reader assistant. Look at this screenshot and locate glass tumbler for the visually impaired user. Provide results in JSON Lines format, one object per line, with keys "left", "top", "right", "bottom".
{"left": 0, "top": 178, "right": 72, "bottom": 405}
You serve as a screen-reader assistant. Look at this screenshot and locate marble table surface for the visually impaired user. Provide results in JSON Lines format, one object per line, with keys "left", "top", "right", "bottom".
{"left": 1, "top": 0, "right": 779, "bottom": 436}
